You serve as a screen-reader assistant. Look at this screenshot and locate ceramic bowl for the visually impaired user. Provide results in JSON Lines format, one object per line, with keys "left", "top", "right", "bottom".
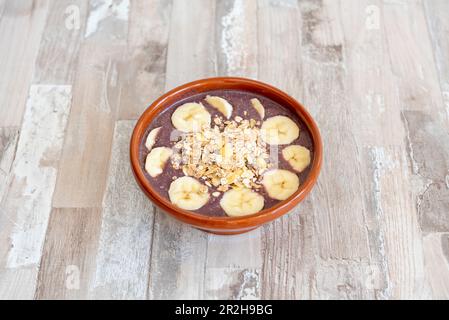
{"left": 130, "top": 77, "right": 323, "bottom": 235}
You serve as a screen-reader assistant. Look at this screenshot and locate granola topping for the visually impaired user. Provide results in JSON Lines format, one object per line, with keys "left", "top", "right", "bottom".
{"left": 171, "top": 115, "right": 271, "bottom": 192}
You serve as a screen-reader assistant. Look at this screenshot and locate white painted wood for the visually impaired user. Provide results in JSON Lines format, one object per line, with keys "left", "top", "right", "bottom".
{"left": 84, "top": 0, "right": 129, "bottom": 40}
{"left": 0, "top": 85, "right": 72, "bottom": 299}
{"left": 205, "top": 232, "right": 262, "bottom": 299}
{"left": 216, "top": 0, "right": 258, "bottom": 77}
{"left": 368, "top": 147, "right": 429, "bottom": 298}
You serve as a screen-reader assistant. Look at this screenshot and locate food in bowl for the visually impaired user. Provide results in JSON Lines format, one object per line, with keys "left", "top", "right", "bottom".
{"left": 138, "top": 89, "right": 314, "bottom": 217}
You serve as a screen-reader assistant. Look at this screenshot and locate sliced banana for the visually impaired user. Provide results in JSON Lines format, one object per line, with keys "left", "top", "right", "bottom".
{"left": 168, "top": 176, "right": 210, "bottom": 210}
{"left": 205, "top": 95, "right": 233, "bottom": 119}
{"left": 145, "top": 127, "right": 161, "bottom": 151}
{"left": 262, "top": 169, "right": 299, "bottom": 201}
{"left": 282, "top": 145, "right": 311, "bottom": 172}
{"left": 250, "top": 98, "right": 265, "bottom": 119}
{"left": 220, "top": 188, "right": 265, "bottom": 217}
{"left": 261, "top": 116, "right": 299, "bottom": 145}
{"left": 145, "top": 147, "right": 173, "bottom": 177}
{"left": 171, "top": 102, "right": 211, "bottom": 132}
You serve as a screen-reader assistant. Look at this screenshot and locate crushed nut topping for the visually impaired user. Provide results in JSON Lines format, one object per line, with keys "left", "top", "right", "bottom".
{"left": 171, "top": 115, "right": 271, "bottom": 191}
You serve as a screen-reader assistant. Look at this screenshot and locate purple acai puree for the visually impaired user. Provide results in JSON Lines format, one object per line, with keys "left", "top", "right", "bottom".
{"left": 139, "top": 89, "right": 314, "bottom": 217}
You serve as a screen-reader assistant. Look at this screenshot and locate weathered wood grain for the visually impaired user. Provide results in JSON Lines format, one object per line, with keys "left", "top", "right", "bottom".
{"left": 424, "top": 0, "right": 449, "bottom": 118}
{"left": 89, "top": 121, "right": 154, "bottom": 299}
{"left": 35, "top": 208, "right": 102, "bottom": 300}
{"left": 205, "top": 231, "right": 262, "bottom": 300}
{"left": 163, "top": 0, "right": 217, "bottom": 90}
{"left": 0, "top": 0, "right": 448, "bottom": 300}
{"left": 402, "top": 111, "right": 449, "bottom": 231}
{"left": 422, "top": 233, "right": 449, "bottom": 299}
{"left": 215, "top": 0, "right": 258, "bottom": 78}
{"left": 0, "top": 128, "right": 19, "bottom": 202}
{"left": 258, "top": 0, "right": 376, "bottom": 299}
{"left": 340, "top": 0, "right": 432, "bottom": 299}
{"left": 148, "top": 0, "right": 217, "bottom": 300}
{"left": 52, "top": 43, "right": 124, "bottom": 208}
{"left": 117, "top": 0, "right": 172, "bottom": 120}
{"left": 0, "top": 0, "right": 49, "bottom": 126}
{"left": 257, "top": 0, "right": 302, "bottom": 95}
{"left": 257, "top": 0, "right": 432, "bottom": 300}
{"left": 295, "top": 0, "right": 374, "bottom": 261}
{"left": 0, "top": 85, "right": 72, "bottom": 299}
{"left": 33, "top": 0, "right": 88, "bottom": 84}
{"left": 149, "top": 213, "right": 208, "bottom": 299}
{"left": 421, "top": 0, "right": 449, "bottom": 232}
{"left": 366, "top": 147, "right": 429, "bottom": 298}
{"left": 383, "top": 0, "right": 449, "bottom": 235}
{"left": 84, "top": 0, "right": 129, "bottom": 41}
{"left": 372, "top": 1, "right": 448, "bottom": 298}
{"left": 51, "top": 0, "right": 130, "bottom": 207}
{"left": 201, "top": 0, "right": 262, "bottom": 300}
{"left": 0, "top": 0, "right": 7, "bottom": 19}
{"left": 336, "top": 0, "right": 395, "bottom": 300}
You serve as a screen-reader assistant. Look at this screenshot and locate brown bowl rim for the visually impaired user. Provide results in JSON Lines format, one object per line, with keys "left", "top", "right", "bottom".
{"left": 130, "top": 77, "right": 323, "bottom": 230}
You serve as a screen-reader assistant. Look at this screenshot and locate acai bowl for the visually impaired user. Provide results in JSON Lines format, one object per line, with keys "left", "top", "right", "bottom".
{"left": 130, "top": 77, "right": 322, "bottom": 234}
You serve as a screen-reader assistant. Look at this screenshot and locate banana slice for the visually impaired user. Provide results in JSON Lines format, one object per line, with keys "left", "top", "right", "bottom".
{"left": 171, "top": 102, "right": 211, "bottom": 132}
{"left": 220, "top": 188, "right": 265, "bottom": 217}
{"left": 145, "top": 127, "right": 161, "bottom": 151}
{"left": 168, "top": 176, "right": 210, "bottom": 210}
{"left": 145, "top": 147, "right": 173, "bottom": 177}
{"left": 262, "top": 169, "right": 299, "bottom": 201}
{"left": 250, "top": 98, "right": 265, "bottom": 119}
{"left": 282, "top": 145, "right": 311, "bottom": 172}
{"left": 261, "top": 116, "right": 300, "bottom": 145}
{"left": 205, "top": 95, "right": 233, "bottom": 119}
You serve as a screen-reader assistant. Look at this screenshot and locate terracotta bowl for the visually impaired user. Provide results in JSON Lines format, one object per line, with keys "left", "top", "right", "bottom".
{"left": 130, "top": 77, "right": 323, "bottom": 235}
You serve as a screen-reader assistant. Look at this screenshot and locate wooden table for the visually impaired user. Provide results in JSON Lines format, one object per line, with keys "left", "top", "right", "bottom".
{"left": 0, "top": 0, "right": 448, "bottom": 300}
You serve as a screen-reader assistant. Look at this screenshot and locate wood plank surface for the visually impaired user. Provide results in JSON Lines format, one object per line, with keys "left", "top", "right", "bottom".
{"left": 0, "top": 0, "right": 49, "bottom": 126}
{"left": 341, "top": 0, "right": 428, "bottom": 299}
{"left": 0, "top": 85, "right": 72, "bottom": 299}
{"left": 33, "top": 0, "right": 88, "bottom": 84}
{"left": 148, "top": 0, "right": 216, "bottom": 299}
{"left": 424, "top": 0, "right": 449, "bottom": 120}
{"left": 203, "top": 0, "right": 262, "bottom": 300}
{"left": 0, "top": 0, "right": 448, "bottom": 300}
{"left": 34, "top": 208, "right": 102, "bottom": 299}
{"left": 89, "top": 120, "right": 154, "bottom": 299}
{"left": 0, "top": 128, "right": 19, "bottom": 202}
{"left": 117, "top": 0, "right": 172, "bottom": 120}
{"left": 51, "top": 42, "right": 124, "bottom": 208}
